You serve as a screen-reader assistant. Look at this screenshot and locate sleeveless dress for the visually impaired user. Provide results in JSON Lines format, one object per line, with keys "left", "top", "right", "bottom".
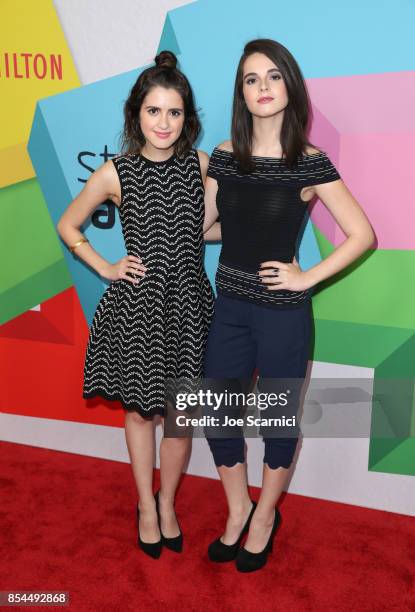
{"left": 82, "top": 149, "right": 215, "bottom": 417}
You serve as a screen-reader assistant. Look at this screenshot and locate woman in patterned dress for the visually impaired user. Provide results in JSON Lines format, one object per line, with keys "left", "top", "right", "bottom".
{"left": 57, "top": 51, "right": 217, "bottom": 559}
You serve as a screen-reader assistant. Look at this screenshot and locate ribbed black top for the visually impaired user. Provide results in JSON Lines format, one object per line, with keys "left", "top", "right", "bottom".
{"left": 207, "top": 147, "right": 341, "bottom": 308}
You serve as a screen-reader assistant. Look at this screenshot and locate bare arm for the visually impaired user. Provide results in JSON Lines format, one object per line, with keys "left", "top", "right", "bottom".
{"left": 203, "top": 177, "right": 220, "bottom": 235}
{"left": 204, "top": 220, "right": 221, "bottom": 242}
{"left": 56, "top": 160, "right": 146, "bottom": 284}
{"left": 259, "top": 178, "right": 375, "bottom": 291}
{"left": 197, "top": 148, "right": 221, "bottom": 241}
{"left": 304, "top": 179, "right": 374, "bottom": 285}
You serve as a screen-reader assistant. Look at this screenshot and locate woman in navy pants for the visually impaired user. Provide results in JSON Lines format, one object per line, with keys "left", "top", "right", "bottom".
{"left": 203, "top": 293, "right": 311, "bottom": 470}
{"left": 202, "top": 38, "right": 374, "bottom": 572}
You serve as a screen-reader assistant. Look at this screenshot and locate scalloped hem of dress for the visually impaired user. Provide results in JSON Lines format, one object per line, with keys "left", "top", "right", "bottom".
{"left": 82, "top": 389, "right": 165, "bottom": 419}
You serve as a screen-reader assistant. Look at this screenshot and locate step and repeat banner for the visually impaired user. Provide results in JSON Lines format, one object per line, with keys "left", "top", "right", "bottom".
{"left": 1, "top": 0, "right": 414, "bottom": 509}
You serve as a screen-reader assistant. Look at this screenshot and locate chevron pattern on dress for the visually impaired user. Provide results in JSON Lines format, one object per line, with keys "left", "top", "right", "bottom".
{"left": 82, "top": 149, "right": 215, "bottom": 416}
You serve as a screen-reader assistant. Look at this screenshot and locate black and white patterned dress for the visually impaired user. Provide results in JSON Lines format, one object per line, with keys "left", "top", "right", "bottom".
{"left": 82, "top": 149, "right": 215, "bottom": 417}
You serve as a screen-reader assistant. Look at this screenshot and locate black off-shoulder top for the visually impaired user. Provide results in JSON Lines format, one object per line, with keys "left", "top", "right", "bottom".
{"left": 207, "top": 146, "right": 341, "bottom": 309}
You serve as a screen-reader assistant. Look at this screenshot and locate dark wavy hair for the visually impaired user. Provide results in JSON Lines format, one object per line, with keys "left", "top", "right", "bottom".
{"left": 119, "top": 50, "right": 200, "bottom": 157}
{"left": 231, "top": 39, "right": 316, "bottom": 172}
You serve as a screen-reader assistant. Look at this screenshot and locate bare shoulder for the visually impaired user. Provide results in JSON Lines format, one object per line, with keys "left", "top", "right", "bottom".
{"left": 197, "top": 149, "right": 209, "bottom": 177}
{"left": 98, "top": 158, "right": 120, "bottom": 183}
{"left": 217, "top": 140, "right": 233, "bottom": 152}
{"left": 86, "top": 159, "right": 121, "bottom": 205}
{"left": 304, "top": 145, "right": 322, "bottom": 155}
{"left": 196, "top": 149, "right": 209, "bottom": 165}
{"left": 84, "top": 158, "right": 116, "bottom": 182}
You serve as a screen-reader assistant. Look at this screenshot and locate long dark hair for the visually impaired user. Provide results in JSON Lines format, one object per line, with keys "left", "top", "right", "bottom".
{"left": 119, "top": 50, "right": 200, "bottom": 157}
{"left": 231, "top": 39, "right": 315, "bottom": 172}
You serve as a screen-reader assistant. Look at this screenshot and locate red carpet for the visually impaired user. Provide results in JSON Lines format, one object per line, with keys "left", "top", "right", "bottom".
{"left": 1, "top": 441, "right": 414, "bottom": 611}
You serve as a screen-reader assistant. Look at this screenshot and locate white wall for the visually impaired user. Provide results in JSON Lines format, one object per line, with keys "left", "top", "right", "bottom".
{"left": 53, "top": 0, "right": 194, "bottom": 84}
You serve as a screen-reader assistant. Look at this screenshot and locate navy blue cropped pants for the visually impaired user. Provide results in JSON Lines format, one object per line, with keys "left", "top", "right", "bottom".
{"left": 203, "top": 293, "right": 312, "bottom": 469}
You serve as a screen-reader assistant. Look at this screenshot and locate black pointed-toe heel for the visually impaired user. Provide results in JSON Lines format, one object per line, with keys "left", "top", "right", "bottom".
{"left": 136, "top": 503, "right": 162, "bottom": 559}
{"left": 235, "top": 507, "right": 281, "bottom": 572}
{"left": 208, "top": 501, "right": 257, "bottom": 563}
{"left": 155, "top": 491, "right": 183, "bottom": 553}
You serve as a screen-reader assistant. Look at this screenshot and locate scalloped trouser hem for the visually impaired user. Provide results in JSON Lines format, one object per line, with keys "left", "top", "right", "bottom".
{"left": 206, "top": 436, "right": 299, "bottom": 469}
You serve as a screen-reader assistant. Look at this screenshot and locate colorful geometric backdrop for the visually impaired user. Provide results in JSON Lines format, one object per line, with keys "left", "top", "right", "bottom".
{"left": 1, "top": 0, "right": 414, "bottom": 487}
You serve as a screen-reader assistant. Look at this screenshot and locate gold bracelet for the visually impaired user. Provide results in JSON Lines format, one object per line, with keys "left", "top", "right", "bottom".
{"left": 69, "top": 237, "right": 89, "bottom": 254}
